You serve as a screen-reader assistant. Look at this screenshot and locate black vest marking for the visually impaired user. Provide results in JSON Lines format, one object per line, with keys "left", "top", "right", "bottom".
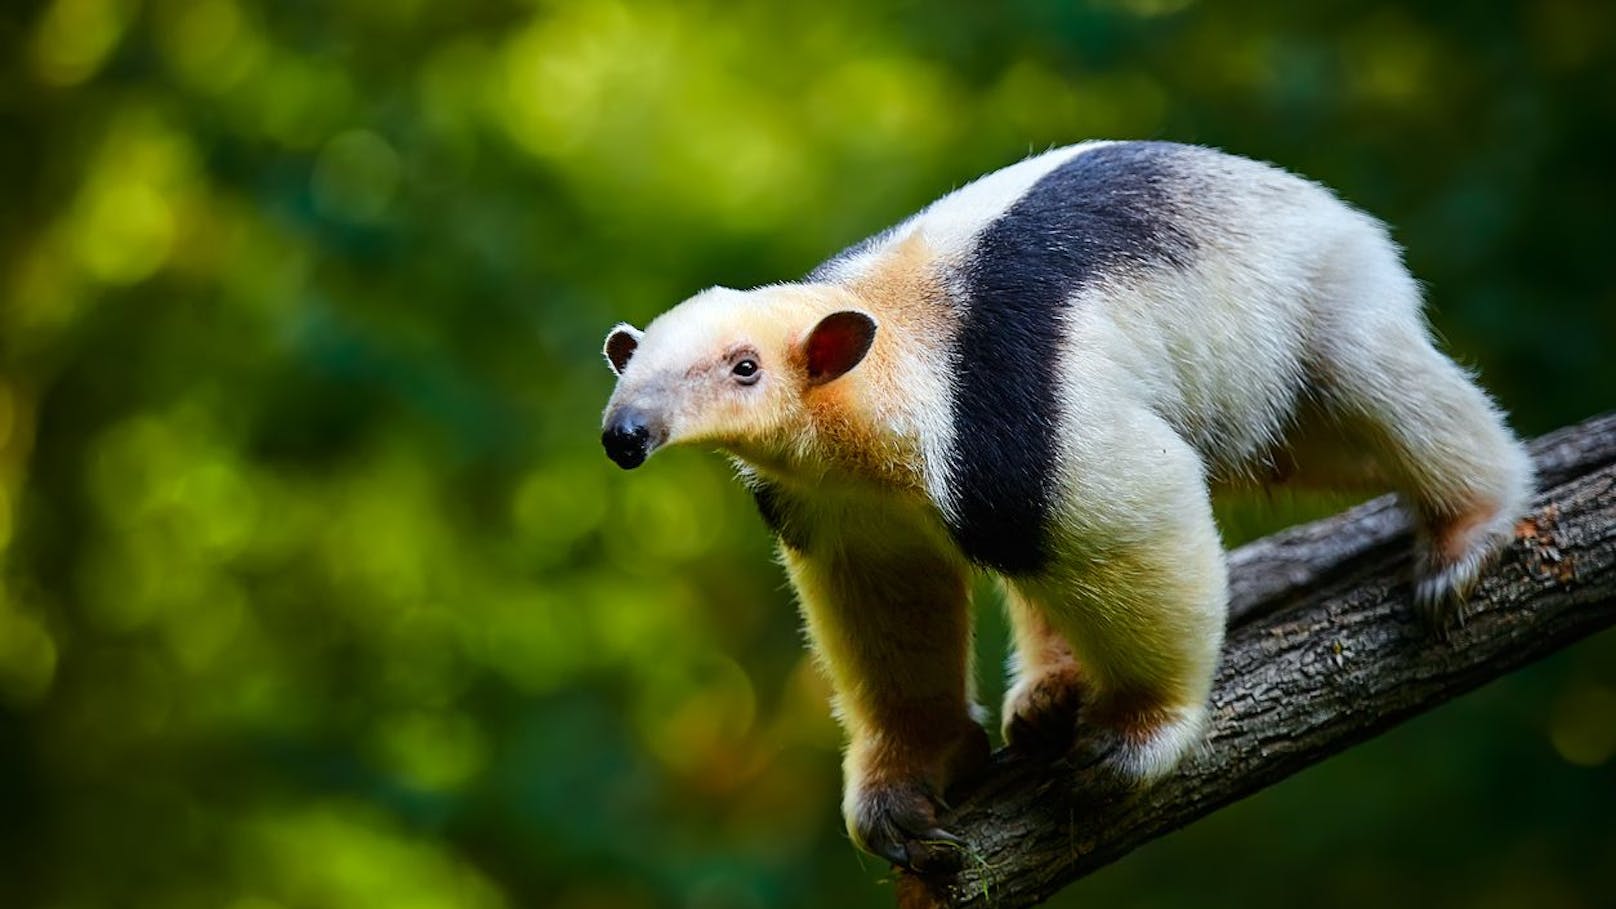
{"left": 945, "top": 142, "right": 1197, "bottom": 575}
{"left": 751, "top": 480, "right": 811, "bottom": 552}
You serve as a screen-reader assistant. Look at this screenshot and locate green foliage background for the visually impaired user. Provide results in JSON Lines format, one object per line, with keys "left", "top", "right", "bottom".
{"left": 2, "top": 1, "right": 1614, "bottom": 907}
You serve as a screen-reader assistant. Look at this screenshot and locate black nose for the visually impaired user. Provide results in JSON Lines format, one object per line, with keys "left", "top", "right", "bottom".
{"left": 602, "top": 417, "right": 651, "bottom": 470}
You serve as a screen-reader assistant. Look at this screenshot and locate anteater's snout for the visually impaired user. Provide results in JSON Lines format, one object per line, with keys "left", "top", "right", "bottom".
{"left": 601, "top": 409, "right": 660, "bottom": 470}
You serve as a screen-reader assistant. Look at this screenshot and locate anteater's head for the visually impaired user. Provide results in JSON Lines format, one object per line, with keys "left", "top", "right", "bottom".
{"left": 599, "top": 284, "right": 877, "bottom": 470}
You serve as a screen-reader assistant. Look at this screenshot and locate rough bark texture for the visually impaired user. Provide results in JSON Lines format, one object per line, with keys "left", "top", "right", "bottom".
{"left": 896, "top": 412, "right": 1616, "bottom": 909}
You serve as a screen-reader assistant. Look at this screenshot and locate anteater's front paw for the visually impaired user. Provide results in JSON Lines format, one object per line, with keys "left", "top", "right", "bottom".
{"left": 1001, "top": 666, "right": 1089, "bottom": 755}
{"left": 848, "top": 779, "right": 965, "bottom": 873}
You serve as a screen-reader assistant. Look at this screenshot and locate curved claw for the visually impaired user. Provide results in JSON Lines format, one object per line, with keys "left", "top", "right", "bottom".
{"left": 869, "top": 838, "right": 909, "bottom": 869}
{"left": 851, "top": 781, "right": 968, "bottom": 873}
{"left": 1413, "top": 583, "right": 1468, "bottom": 642}
{"left": 905, "top": 829, "right": 966, "bottom": 873}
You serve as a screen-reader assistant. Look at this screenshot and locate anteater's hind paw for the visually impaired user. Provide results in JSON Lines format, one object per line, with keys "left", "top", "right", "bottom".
{"left": 1412, "top": 554, "right": 1487, "bottom": 636}
{"left": 1413, "top": 501, "right": 1517, "bottom": 636}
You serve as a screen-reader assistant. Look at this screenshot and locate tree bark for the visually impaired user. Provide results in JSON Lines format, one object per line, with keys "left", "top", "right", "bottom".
{"left": 897, "top": 412, "right": 1616, "bottom": 909}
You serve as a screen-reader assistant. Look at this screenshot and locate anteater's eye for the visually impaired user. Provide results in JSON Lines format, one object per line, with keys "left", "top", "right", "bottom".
{"left": 732, "top": 359, "right": 760, "bottom": 382}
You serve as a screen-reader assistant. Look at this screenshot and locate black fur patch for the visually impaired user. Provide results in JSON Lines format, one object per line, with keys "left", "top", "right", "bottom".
{"left": 944, "top": 142, "right": 1197, "bottom": 575}
{"left": 751, "top": 480, "right": 811, "bottom": 551}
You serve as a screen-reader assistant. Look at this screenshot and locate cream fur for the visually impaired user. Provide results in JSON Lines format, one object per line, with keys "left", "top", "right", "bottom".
{"left": 600, "top": 141, "right": 1535, "bottom": 860}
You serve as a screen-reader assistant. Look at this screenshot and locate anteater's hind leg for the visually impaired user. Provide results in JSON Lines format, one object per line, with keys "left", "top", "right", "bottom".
{"left": 1308, "top": 235, "right": 1533, "bottom": 630}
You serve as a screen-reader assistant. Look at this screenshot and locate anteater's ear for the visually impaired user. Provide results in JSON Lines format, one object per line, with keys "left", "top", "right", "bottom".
{"left": 803, "top": 310, "right": 877, "bottom": 384}
{"left": 603, "top": 323, "right": 643, "bottom": 376}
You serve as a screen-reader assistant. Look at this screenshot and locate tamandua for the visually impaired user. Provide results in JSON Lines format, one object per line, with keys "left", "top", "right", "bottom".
{"left": 597, "top": 140, "right": 1533, "bottom": 870}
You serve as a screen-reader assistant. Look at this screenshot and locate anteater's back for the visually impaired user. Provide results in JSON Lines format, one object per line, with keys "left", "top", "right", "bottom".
{"left": 811, "top": 141, "right": 1529, "bottom": 619}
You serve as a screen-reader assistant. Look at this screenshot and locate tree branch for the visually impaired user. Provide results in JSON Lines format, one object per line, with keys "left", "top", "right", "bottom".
{"left": 897, "top": 412, "right": 1616, "bottom": 909}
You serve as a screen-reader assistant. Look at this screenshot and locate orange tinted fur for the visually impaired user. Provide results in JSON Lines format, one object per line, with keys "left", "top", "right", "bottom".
{"left": 1434, "top": 499, "right": 1501, "bottom": 565}
{"left": 794, "top": 236, "right": 951, "bottom": 490}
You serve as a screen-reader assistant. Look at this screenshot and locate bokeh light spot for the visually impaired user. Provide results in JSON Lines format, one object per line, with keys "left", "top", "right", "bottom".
{"left": 638, "top": 654, "right": 758, "bottom": 785}
{"left": 30, "top": 0, "right": 130, "bottom": 86}
{"left": 497, "top": 5, "right": 629, "bottom": 161}
{"left": 7, "top": 243, "right": 87, "bottom": 337}
{"left": 609, "top": 459, "right": 722, "bottom": 565}
{"left": 180, "top": 457, "right": 260, "bottom": 558}
{"left": 70, "top": 178, "right": 176, "bottom": 285}
{"left": 1343, "top": 11, "right": 1437, "bottom": 108}
{"left": 250, "top": 56, "right": 355, "bottom": 148}
{"left": 0, "top": 601, "right": 58, "bottom": 707}
{"left": 370, "top": 709, "right": 488, "bottom": 792}
{"left": 156, "top": 0, "right": 259, "bottom": 94}
{"left": 241, "top": 803, "right": 508, "bottom": 908}
{"left": 313, "top": 130, "right": 403, "bottom": 223}
{"left": 65, "top": 109, "right": 198, "bottom": 286}
{"left": 513, "top": 457, "right": 608, "bottom": 556}
{"left": 810, "top": 56, "right": 955, "bottom": 155}
{"left": 1549, "top": 682, "right": 1616, "bottom": 767}
{"left": 162, "top": 579, "right": 247, "bottom": 673}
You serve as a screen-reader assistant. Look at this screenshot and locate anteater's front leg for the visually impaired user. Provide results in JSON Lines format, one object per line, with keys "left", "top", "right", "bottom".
{"left": 783, "top": 545, "right": 988, "bottom": 872}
